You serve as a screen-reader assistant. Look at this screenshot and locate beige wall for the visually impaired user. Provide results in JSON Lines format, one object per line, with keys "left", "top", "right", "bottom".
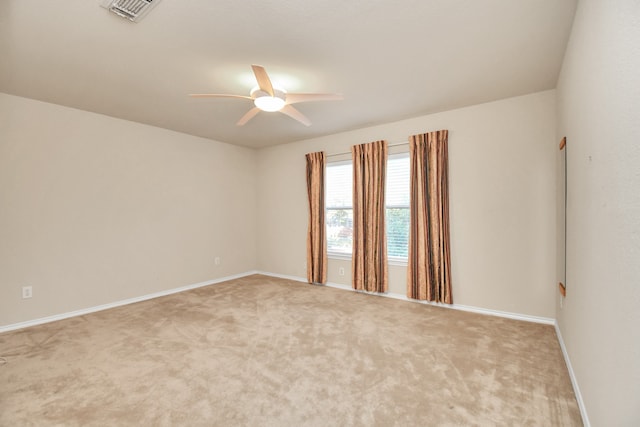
{"left": 257, "top": 90, "right": 557, "bottom": 319}
{"left": 0, "top": 93, "right": 258, "bottom": 326}
{"left": 556, "top": 0, "right": 640, "bottom": 425}
{"left": 2, "top": 90, "right": 559, "bottom": 326}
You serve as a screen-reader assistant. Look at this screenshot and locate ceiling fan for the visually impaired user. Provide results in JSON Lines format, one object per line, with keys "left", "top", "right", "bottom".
{"left": 190, "top": 65, "right": 343, "bottom": 126}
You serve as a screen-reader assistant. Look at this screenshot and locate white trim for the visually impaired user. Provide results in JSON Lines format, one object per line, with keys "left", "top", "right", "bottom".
{"left": 554, "top": 322, "right": 590, "bottom": 427}
{"left": 0, "top": 271, "right": 259, "bottom": 334}
{"left": 256, "top": 271, "right": 555, "bottom": 325}
{"left": 2, "top": 269, "right": 555, "bottom": 330}
{"left": 325, "top": 157, "right": 352, "bottom": 166}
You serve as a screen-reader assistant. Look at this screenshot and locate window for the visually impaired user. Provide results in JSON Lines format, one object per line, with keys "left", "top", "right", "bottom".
{"left": 325, "top": 153, "right": 410, "bottom": 261}
{"left": 386, "top": 154, "right": 410, "bottom": 260}
{"left": 326, "top": 161, "right": 353, "bottom": 256}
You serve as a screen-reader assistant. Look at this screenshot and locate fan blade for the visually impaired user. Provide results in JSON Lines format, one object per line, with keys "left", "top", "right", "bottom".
{"left": 189, "top": 94, "right": 252, "bottom": 100}
{"left": 251, "top": 65, "right": 274, "bottom": 97}
{"left": 285, "top": 93, "right": 343, "bottom": 105}
{"left": 280, "top": 105, "right": 311, "bottom": 126}
{"left": 236, "top": 107, "right": 261, "bottom": 126}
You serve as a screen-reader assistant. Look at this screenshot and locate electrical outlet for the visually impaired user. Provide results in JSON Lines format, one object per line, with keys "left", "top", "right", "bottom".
{"left": 22, "top": 286, "right": 32, "bottom": 299}
{"left": 339, "top": 267, "right": 345, "bottom": 276}
{"left": 214, "top": 257, "right": 221, "bottom": 266}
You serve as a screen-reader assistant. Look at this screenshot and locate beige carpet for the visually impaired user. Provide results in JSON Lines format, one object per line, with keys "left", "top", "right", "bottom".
{"left": 0, "top": 274, "right": 582, "bottom": 426}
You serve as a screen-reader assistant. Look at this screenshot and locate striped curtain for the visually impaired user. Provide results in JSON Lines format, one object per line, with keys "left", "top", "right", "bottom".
{"left": 306, "top": 152, "right": 327, "bottom": 284}
{"left": 352, "top": 141, "right": 388, "bottom": 293}
{"left": 407, "top": 130, "right": 452, "bottom": 303}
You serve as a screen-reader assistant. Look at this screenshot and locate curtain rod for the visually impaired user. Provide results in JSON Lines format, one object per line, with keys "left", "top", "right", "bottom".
{"left": 325, "top": 141, "right": 409, "bottom": 158}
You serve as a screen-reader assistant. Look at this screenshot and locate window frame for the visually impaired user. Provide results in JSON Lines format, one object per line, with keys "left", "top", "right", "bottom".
{"left": 385, "top": 152, "right": 410, "bottom": 265}
{"left": 325, "top": 159, "right": 354, "bottom": 259}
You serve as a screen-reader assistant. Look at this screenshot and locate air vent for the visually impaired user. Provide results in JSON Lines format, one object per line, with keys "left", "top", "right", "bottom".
{"left": 100, "top": 0, "right": 161, "bottom": 22}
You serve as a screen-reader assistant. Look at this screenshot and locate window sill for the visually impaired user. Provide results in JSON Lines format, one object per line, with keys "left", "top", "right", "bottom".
{"left": 328, "top": 253, "right": 351, "bottom": 261}
{"left": 388, "top": 257, "right": 408, "bottom": 267}
{"left": 328, "top": 253, "right": 407, "bottom": 267}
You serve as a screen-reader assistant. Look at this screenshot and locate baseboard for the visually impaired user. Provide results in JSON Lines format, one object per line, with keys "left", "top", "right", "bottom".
{"left": 1, "top": 268, "right": 553, "bottom": 331}
{"left": 554, "top": 322, "right": 591, "bottom": 427}
{"left": 256, "top": 271, "right": 555, "bottom": 325}
{"left": 0, "top": 271, "right": 259, "bottom": 334}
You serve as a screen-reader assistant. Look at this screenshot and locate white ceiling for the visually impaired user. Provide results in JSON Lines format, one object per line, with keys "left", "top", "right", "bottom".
{"left": 0, "top": 0, "right": 577, "bottom": 149}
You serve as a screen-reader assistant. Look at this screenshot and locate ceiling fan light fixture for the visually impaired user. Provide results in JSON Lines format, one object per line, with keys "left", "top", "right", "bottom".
{"left": 254, "top": 95, "right": 286, "bottom": 112}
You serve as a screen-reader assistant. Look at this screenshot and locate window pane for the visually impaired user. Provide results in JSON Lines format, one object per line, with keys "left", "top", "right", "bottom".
{"left": 326, "top": 162, "right": 352, "bottom": 208}
{"left": 326, "top": 162, "right": 353, "bottom": 254}
{"left": 327, "top": 208, "right": 353, "bottom": 254}
{"left": 386, "top": 154, "right": 410, "bottom": 259}
{"left": 386, "top": 207, "right": 410, "bottom": 258}
{"left": 386, "top": 155, "right": 410, "bottom": 207}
